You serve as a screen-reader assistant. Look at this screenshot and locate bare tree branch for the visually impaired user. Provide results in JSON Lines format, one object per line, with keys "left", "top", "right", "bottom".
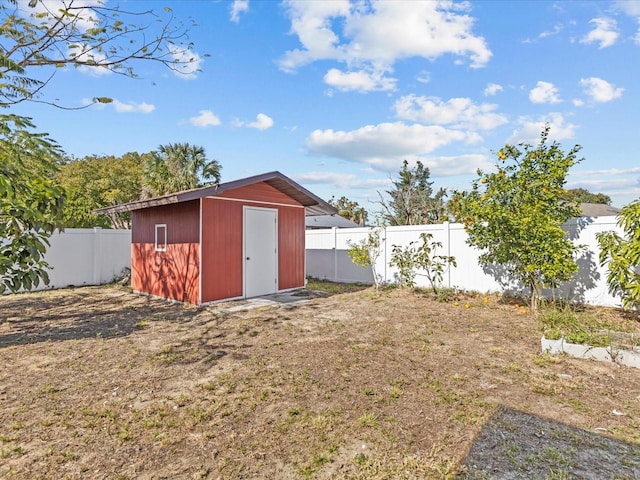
{"left": 0, "top": 0, "right": 201, "bottom": 108}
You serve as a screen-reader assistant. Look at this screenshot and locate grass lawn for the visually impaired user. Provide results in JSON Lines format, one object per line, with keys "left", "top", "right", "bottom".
{"left": 1, "top": 282, "right": 639, "bottom": 479}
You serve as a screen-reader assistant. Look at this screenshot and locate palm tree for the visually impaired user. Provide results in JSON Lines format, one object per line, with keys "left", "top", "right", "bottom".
{"left": 142, "top": 143, "right": 221, "bottom": 197}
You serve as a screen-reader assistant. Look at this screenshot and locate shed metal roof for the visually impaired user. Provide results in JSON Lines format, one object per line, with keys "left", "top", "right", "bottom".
{"left": 93, "top": 171, "right": 338, "bottom": 217}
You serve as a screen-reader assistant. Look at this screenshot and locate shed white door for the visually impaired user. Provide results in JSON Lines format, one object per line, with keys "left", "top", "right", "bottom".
{"left": 244, "top": 207, "right": 278, "bottom": 298}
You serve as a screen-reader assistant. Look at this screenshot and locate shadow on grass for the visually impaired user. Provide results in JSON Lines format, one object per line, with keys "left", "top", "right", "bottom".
{"left": 0, "top": 287, "right": 191, "bottom": 348}
{"left": 459, "top": 405, "right": 640, "bottom": 479}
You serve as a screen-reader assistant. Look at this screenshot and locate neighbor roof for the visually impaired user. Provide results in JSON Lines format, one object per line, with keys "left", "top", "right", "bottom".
{"left": 93, "top": 171, "right": 337, "bottom": 217}
{"left": 306, "top": 214, "right": 361, "bottom": 229}
{"left": 579, "top": 203, "right": 621, "bottom": 217}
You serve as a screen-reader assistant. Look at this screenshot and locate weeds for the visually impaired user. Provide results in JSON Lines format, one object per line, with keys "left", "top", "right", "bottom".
{"left": 1, "top": 445, "right": 24, "bottom": 458}
{"left": 306, "top": 277, "right": 368, "bottom": 295}
{"left": 358, "top": 412, "right": 379, "bottom": 427}
{"left": 538, "top": 302, "right": 640, "bottom": 349}
{"left": 135, "top": 319, "right": 149, "bottom": 329}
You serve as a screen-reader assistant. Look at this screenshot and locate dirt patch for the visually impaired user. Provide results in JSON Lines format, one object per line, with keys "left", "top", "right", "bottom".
{"left": 1, "top": 285, "right": 639, "bottom": 479}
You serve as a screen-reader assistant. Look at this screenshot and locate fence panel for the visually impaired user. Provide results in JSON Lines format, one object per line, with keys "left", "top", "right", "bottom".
{"left": 552, "top": 216, "right": 620, "bottom": 306}
{"left": 446, "top": 223, "right": 503, "bottom": 293}
{"left": 305, "top": 227, "right": 375, "bottom": 284}
{"left": 20, "top": 228, "right": 131, "bottom": 291}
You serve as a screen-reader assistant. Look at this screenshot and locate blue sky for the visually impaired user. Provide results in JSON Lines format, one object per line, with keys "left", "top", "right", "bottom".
{"left": 11, "top": 0, "right": 640, "bottom": 211}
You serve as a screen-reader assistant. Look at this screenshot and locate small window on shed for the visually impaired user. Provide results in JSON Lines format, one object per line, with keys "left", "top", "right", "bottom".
{"left": 155, "top": 224, "right": 167, "bottom": 252}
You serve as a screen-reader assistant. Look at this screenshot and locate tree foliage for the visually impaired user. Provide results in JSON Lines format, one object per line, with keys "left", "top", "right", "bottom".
{"left": 559, "top": 187, "right": 611, "bottom": 206}
{"left": 453, "top": 125, "right": 582, "bottom": 309}
{"left": 596, "top": 199, "right": 640, "bottom": 310}
{"left": 379, "top": 160, "right": 447, "bottom": 226}
{"left": 1, "top": 0, "right": 199, "bottom": 107}
{"left": 328, "top": 195, "right": 368, "bottom": 226}
{"left": 142, "top": 143, "right": 221, "bottom": 197}
{"left": 0, "top": 114, "right": 64, "bottom": 293}
{"left": 56, "top": 153, "right": 146, "bottom": 228}
{"left": 389, "top": 233, "right": 456, "bottom": 293}
{"left": 347, "top": 226, "right": 384, "bottom": 289}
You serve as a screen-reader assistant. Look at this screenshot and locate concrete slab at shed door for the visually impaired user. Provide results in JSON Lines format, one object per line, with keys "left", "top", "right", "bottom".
{"left": 244, "top": 206, "right": 278, "bottom": 298}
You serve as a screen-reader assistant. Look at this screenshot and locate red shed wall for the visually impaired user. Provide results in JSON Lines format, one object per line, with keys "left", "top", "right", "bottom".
{"left": 277, "top": 206, "right": 306, "bottom": 290}
{"left": 201, "top": 182, "right": 306, "bottom": 303}
{"left": 131, "top": 201, "right": 200, "bottom": 304}
{"left": 200, "top": 198, "right": 243, "bottom": 302}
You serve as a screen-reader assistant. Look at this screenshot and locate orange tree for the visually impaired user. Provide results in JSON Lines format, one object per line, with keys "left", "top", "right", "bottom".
{"left": 453, "top": 125, "right": 582, "bottom": 309}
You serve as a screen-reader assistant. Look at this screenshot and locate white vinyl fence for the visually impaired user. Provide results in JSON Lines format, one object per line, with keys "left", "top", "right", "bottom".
{"left": 16, "top": 228, "right": 132, "bottom": 292}
{"left": 5, "top": 218, "right": 626, "bottom": 308}
{"left": 305, "top": 216, "right": 624, "bottom": 308}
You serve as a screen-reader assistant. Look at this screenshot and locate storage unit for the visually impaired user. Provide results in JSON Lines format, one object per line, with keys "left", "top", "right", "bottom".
{"left": 94, "top": 171, "right": 336, "bottom": 305}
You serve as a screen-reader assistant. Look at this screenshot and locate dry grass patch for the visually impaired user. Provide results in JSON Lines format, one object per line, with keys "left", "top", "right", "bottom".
{"left": 0, "top": 283, "right": 638, "bottom": 479}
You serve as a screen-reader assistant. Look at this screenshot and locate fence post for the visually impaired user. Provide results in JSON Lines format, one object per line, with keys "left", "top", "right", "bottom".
{"left": 93, "top": 227, "right": 102, "bottom": 284}
{"left": 332, "top": 227, "right": 338, "bottom": 282}
{"left": 383, "top": 226, "right": 388, "bottom": 285}
{"left": 444, "top": 221, "right": 451, "bottom": 288}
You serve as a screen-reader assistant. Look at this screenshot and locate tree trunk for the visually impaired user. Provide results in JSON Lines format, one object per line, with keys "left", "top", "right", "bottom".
{"left": 529, "top": 277, "right": 540, "bottom": 310}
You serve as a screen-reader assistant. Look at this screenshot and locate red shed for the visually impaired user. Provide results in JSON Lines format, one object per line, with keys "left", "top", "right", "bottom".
{"left": 94, "top": 171, "right": 337, "bottom": 305}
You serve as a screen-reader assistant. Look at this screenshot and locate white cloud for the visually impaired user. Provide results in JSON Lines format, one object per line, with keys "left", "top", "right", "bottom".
{"left": 233, "top": 113, "right": 274, "bottom": 130}
{"left": 305, "top": 122, "right": 481, "bottom": 171}
{"left": 567, "top": 166, "right": 640, "bottom": 205}
{"left": 19, "top": 0, "right": 103, "bottom": 30}
{"left": 616, "top": 0, "right": 640, "bottom": 43}
{"left": 483, "top": 83, "right": 503, "bottom": 96}
{"left": 74, "top": 45, "right": 111, "bottom": 76}
{"left": 539, "top": 24, "right": 563, "bottom": 39}
{"left": 22, "top": 2, "right": 109, "bottom": 77}
{"left": 189, "top": 110, "right": 221, "bottom": 127}
{"left": 524, "top": 23, "right": 563, "bottom": 43}
{"left": 230, "top": 0, "right": 249, "bottom": 23}
{"left": 393, "top": 95, "right": 507, "bottom": 131}
{"left": 324, "top": 68, "right": 396, "bottom": 92}
{"left": 402, "top": 154, "right": 492, "bottom": 177}
{"left": 278, "top": 0, "right": 350, "bottom": 72}
{"left": 572, "top": 98, "right": 585, "bottom": 107}
{"left": 112, "top": 100, "right": 155, "bottom": 113}
{"left": 580, "top": 77, "right": 624, "bottom": 102}
{"left": 617, "top": 0, "right": 640, "bottom": 16}
{"left": 576, "top": 166, "right": 640, "bottom": 176}
{"left": 293, "top": 171, "right": 388, "bottom": 189}
{"left": 168, "top": 44, "right": 203, "bottom": 79}
{"left": 529, "top": 81, "right": 561, "bottom": 104}
{"left": 279, "top": 0, "right": 491, "bottom": 92}
{"left": 247, "top": 113, "right": 274, "bottom": 130}
{"left": 416, "top": 71, "right": 431, "bottom": 84}
{"left": 581, "top": 17, "right": 619, "bottom": 48}
{"left": 507, "top": 113, "right": 577, "bottom": 144}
